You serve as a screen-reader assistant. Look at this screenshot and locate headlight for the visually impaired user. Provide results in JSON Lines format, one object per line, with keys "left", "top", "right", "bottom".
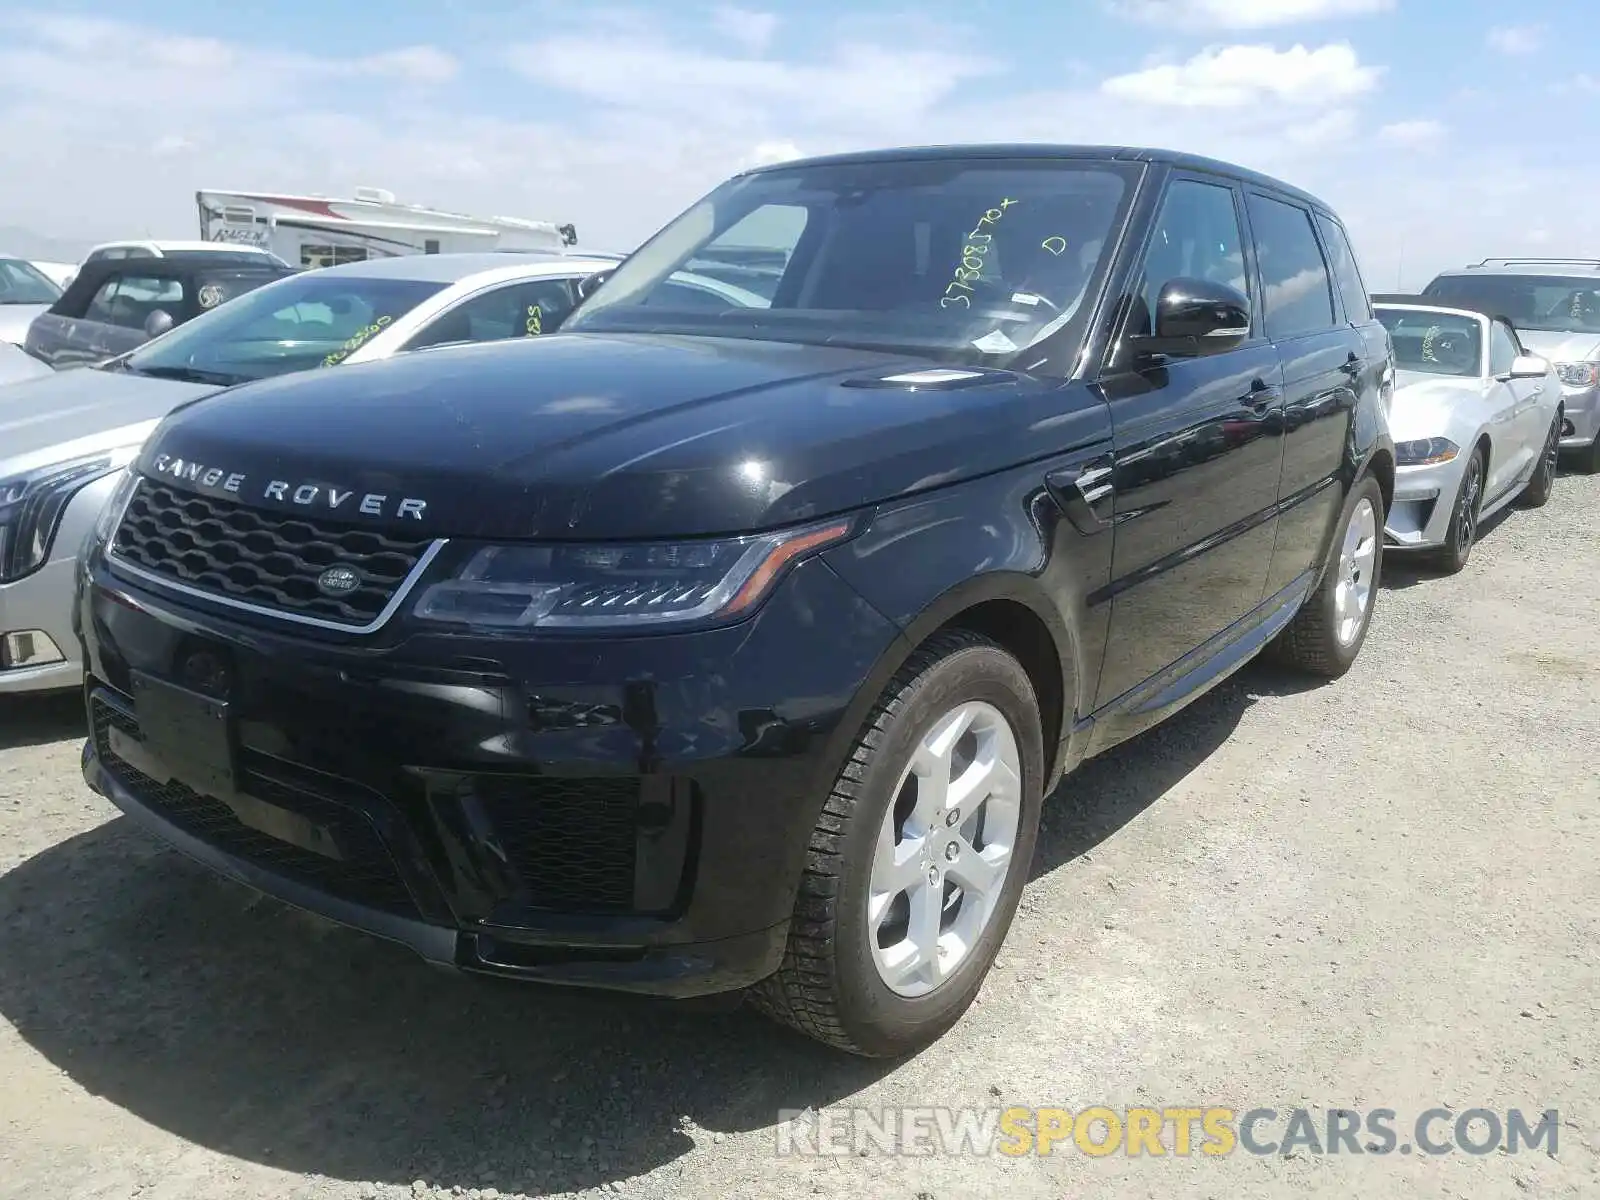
{"left": 413, "top": 517, "right": 856, "bottom": 631}
{"left": 1554, "top": 361, "right": 1600, "bottom": 388}
{"left": 0, "top": 447, "right": 140, "bottom": 584}
{"left": 93, "top": 466, "right": 140, "bottom": 543}
{"left": 1394, "top": 437, "right": 1459, "bottom": 466}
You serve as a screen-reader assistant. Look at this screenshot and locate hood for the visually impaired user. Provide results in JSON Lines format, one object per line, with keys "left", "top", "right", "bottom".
{"left": 1513, "top": 329, "right": 1600, "bottom": 365}
{"left": 139, "top": 332, "right": 1104, "bottom": 541}
{"left": 0, "top": 365, "right": 215, "bottom": 473}
{"left": 0, "top": 304, "right": 49, "bottom": 344}
{"left": 1388, "top": 370, "right": 1486, "bottom": 442}
{"left": 0, "top": 342, "right": 52, "bottom": 388}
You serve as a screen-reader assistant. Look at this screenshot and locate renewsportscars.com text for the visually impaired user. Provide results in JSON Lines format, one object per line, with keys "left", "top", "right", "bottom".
{"left": 774, "top": 1105, "right": 1560, "bottom": 1159}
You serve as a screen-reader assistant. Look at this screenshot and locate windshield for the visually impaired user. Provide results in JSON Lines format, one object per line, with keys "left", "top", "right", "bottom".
{"left": 564, "top": 157, "right": 1138, "bottom": 373}
{"left": 121, "top": 272, "right": 448, "bottom": 384}
{"left": 1377, "top": 307, "right": 1484, "bottom": 377}
{"left": 1423, "top": 273, "right": 1600, "bottom": 335}
{"left": 0, "top": 258, "right": 62, "bottom": 305}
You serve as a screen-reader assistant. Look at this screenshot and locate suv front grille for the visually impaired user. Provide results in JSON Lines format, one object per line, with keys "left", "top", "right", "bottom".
{"left": 91, "top": 691, "right": 419, "bottom": 916}
{"left": 473, "top": 777, "right": 644, "bottom": 913}
{"left": 109, "top": 477, "right": 434, "bottom": 628}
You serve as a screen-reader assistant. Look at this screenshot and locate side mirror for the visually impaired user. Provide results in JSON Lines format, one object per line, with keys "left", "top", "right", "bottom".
{"left": 575, "top": 268, "right": 615, "bottom": 301}
{"left": 1129, "top": 277, "right": 1251, "bottom": 359}
{"left": 143, "top": 309, "right": 175, "bottom": 339}
{"left": 1506, "top": 353, "right": 1548, "bottom": 380}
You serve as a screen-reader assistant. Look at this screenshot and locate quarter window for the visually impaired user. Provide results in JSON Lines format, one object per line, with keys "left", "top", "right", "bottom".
{"left": 1131, "top": 179, "right": 1250, "bottom": 338}
{"left": 1247, "top": 194, "right": 1337, "bottom": 339}
{"left": 1316, "top": 215, "right": 1373, "bottom": 322}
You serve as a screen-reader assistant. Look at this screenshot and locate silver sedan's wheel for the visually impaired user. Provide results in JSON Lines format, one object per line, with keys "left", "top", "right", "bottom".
{"left": 1333, "top": 495, "right": 1378, "bottom": 647}
{"left": 868, "top": 701, "right": 1022, "bottom": 998}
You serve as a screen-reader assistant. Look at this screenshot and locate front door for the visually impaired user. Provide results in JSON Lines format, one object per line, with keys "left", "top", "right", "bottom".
{"left": 1092, "top": 172, "right": 1285, "bottom": 709}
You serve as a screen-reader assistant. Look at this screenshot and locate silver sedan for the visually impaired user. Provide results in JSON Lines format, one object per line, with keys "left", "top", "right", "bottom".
{"left": 1374, "top": 299, "right": 1564, "bottom": 573}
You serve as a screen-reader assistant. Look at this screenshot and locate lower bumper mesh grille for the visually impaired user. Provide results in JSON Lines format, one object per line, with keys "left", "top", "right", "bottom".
{"left": 91, "top": 691, "right": 418, "bottom": 916}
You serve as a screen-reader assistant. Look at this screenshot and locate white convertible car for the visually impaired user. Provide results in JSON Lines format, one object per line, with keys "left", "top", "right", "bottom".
{"left": 1373, "top": 296, "right": 1564, "bottom": 573}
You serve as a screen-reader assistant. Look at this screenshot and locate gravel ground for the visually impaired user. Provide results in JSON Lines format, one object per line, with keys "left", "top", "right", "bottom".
{"left": 1, "top": 468, "right": 1597, "bottom": 1200}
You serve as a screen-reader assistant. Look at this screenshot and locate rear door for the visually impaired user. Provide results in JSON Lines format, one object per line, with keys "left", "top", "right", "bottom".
{"left": 1246, "top": 193, "right": 1367, "bottom": 595}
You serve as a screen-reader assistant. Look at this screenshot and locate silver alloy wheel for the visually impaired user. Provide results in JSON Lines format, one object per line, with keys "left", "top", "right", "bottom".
{"left": 867, "top": 700, "right": 1022, "bottom": 998}
{"left": 1334, "top": 495, "right": 1378, "bottom": 647}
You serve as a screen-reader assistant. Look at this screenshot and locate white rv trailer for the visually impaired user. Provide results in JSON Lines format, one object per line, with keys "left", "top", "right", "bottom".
{"left": 196, "top": 186, "right": 578, "bottom": 269}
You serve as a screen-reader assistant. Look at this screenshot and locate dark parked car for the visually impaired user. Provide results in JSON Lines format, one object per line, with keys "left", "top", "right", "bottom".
{"left": 24, "top": 254, "right": 295, "bottom": 369}
{"left": 76, "top": 145, "right": 1395, "bottom": 1057}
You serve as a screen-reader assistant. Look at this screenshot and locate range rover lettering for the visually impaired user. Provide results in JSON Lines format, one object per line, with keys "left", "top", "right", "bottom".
{"left": 76, "top": 146, "right": 1395, "bottom": 1057}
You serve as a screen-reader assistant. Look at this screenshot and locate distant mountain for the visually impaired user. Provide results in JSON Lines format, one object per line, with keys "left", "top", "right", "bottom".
{"left": 0, "top": 224, "right": 93, "bottom": 264}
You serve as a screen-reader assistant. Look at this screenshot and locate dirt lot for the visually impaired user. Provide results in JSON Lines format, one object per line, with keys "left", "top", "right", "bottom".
{"left": 1, "top": 470, "right": 1597, "bottom": 1200}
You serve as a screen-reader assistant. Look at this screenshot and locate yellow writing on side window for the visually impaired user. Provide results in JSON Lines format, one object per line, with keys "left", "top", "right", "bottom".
{"left": 941, "top": 198, "right": 1019, "bottom": 309}
{"left": 526, "top": 304, "right": 543, "bottom": 336}
{"left": 320, "top": 314, "right": 394, "bottom": 368}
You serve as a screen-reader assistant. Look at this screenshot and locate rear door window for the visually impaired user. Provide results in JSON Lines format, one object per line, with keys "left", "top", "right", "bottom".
{"left": 1246, "top": 194, "right": 1337, "bottom": 340}
{"left": 102, "top": 275, "right": 186, "bottom": 330}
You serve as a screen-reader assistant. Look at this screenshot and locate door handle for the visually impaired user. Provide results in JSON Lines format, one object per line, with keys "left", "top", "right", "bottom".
{"left": 1243, "top": 378, "right": 1279, "bottom": 410}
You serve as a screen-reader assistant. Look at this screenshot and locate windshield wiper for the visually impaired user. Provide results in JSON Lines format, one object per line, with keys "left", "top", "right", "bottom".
{"left": 123, "top": 364, "right": 247, "bottom": 387}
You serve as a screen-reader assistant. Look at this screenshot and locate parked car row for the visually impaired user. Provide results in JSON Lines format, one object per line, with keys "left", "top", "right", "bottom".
{"left": 0, "top": 144, "right": 1593, "bottom": 1060}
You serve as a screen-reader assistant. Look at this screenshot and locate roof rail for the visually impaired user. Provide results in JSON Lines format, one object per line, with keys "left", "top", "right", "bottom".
{"left": 1470, "top": 257, "right": 1600, "bottom": 269}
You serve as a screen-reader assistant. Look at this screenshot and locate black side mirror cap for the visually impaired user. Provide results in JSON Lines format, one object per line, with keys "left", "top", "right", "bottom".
{"left": 1128, "top": 277, "right": 1251, "bottom": 359}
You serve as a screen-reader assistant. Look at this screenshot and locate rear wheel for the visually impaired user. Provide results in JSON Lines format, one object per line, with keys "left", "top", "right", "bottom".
{"left": 1578, "top": 434, "right": 1600, "bottom": 476}
{"left": 751, "top": 630, "right": 1045, "bottom": 1057}
{"left": 1431, "top": 446, "right": 1485, "bottom": 574}
{"left": 1517, "top": 413, "right": 1561, "bottom": 508}
{"left": 1270, "top": 473, "right": 1384, "bottom": 679}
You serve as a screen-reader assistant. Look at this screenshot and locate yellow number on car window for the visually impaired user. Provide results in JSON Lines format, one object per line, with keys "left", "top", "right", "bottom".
{"left": 526, "top": 304, "right": 543, "bottom": 336}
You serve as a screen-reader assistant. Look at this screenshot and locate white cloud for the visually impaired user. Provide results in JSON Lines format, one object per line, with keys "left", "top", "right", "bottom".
{"left": 0, "top": 6, "right": 1592, "bottom": 294}
{"left": 1487, "top": 24, "right": 1546, "bottom": 56}
{"left": 1378, "top": 119, "right": 1447, "bottom": 147}
{"left": 710, "top": 7, "right": 779, "bottom": 54}
{"left": 1109, "top": 0, "right": 1393, "bottom": 30}
{"left": 1101, "top": 43, "right": 1380, "bottom": 108}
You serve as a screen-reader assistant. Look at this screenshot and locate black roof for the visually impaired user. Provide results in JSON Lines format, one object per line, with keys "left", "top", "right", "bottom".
{"left": 740, "top": 143, "right": 1335, "bottom": 215}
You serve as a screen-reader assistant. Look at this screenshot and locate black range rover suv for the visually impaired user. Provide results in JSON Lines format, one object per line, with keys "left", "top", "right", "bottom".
{"left": 77, "top": 145, "right": 1395, "bottom": 1057}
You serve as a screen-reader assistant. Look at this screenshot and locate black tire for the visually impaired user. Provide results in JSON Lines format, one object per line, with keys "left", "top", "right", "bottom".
{"left": 1578, "top": 434, "right": 1600, "bottom": 476}
{"left": 750, "top": 629, "right": 1045, "bottom": 1058}
{"left": 1270, "top": 473, "right": 1385, "bottom": 679}
{"left": 1516, "top": 413, "right": 1561, "bottom": 508}
{"left": 1430, "top": 446, "right": 1485, "bottom": 575}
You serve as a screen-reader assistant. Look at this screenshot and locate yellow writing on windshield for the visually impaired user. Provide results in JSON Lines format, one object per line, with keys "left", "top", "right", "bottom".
{"left": 320, "top": 314, "right": 394, "bottom": 367}
{"left": 942, "top": 198, "right": 1019, "bottom": 309}
{"left": 1041, "top": 236, "right": 1068, "bottom": 257}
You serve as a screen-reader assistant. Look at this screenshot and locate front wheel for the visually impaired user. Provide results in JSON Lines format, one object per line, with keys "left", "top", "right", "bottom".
{"left": 1517, "top": 413, "right": 1561, "bottom": 508}
{"left": 1431, "top": 446, "right": 1485, "bottom": 575}
{"left": 1270, "top": 473, "right": 1384, "bottom": 679}
{"left": 751, "top": 630, "right": 1045, "bottom": 1057}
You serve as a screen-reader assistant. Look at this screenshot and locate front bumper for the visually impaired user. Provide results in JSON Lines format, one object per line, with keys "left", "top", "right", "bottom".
{"left": 77, "top": 547, "right": 904, "bottom": 997}
{"left": 1383, "top": 457, "right": 1462, "bottom": 550}
{"left": 1558, "top": 385, "right": 1600, "bottom": 449}
{"left": 0, "top": 555, "right": 81, "bottom": 694}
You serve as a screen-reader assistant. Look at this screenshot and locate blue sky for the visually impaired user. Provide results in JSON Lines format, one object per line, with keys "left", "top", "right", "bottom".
{"left": 2, "top": 0, "right": 1596, "bottom": 287}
